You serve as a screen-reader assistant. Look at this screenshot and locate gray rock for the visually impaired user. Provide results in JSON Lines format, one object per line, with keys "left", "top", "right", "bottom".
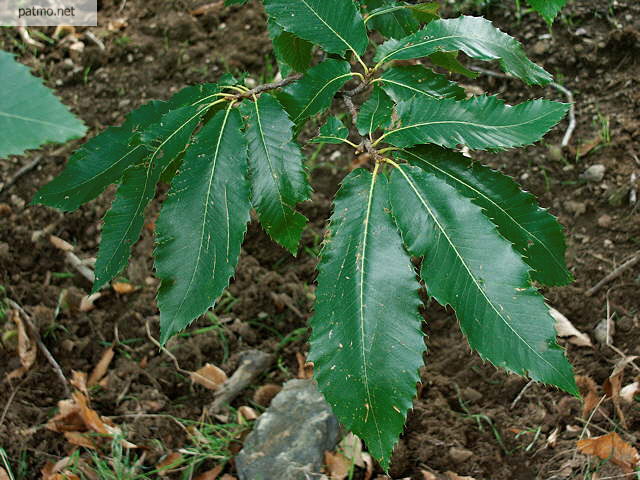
{"left": 236, "top": 379, "right": 339, "bottom": 480}
{"left": 580, "top": 164, "right": 606, "bottom": 182}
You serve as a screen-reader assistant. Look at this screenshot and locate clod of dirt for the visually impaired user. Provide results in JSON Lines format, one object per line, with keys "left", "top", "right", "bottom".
{"left": 449, "top": 447, "right": 474, "bottom": 464}
{"left": 235, "top": 379, "right": 339, "bottom": 480}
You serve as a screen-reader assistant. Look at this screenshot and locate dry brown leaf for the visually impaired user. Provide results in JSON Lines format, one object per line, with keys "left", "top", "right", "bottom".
{"left": 547, "top": 427, "right": 559, "bottom": 448}
{"left": 325, "top": 451, "right": 350, "bottom": 480}
{"left": 194, "top": 465, "right": 223, "bottom": 480}
{"left": 253, "top": 383, "right": 281, "bottom": 406}
{"left": 49, "top": 235, "right": 74, "bottom": 252}
{"left": 79, "top": 293, "right": 103, "bottom": 312}
{"left": 576, "top": 135, "right": 602, "bottom": 157}
{"left": 550, "top": 308, "right": 592, "bottom": 347}
{"left": 74, "top": 391, "right": 110, "bottom": 435}
{"left": 0, "top": 467, "right": 10, "bottom": 480}
{"left": 296, "top": 352, "right": 314, "bottom": 379}
{"left": 88, "top": 346, "right": 114, "bottom": 387}
{"left": 112, "top": 282, "right": 136, "bottom": 294}
{"left": 157, "top": 452, "right": 183, "bottom": 474}
{"left": 191, "top": 363, "right": 228, "bottom": 390}
{"left": 604, "top": 356, "right": 637, "bottom": 429}
{"left": 219, "top": 475, "right": 237, "bottom": 480}
{"left": 70, "top": 370, "right": 88, "bottom": 396}
{"left": 41, "top": 457, "right": 74, "bottom": 480}
{"left": 107, "top": 18, "right": 128, "bottom": 31}
{"left": 361, "top": 452, "right": 374, "bottom": 480}
{"left": 191, "top": 1, "right": 224, "bottom": 16}
{"left": 620, "top": 382, "right": 640, "bottom": 403}
{"left": 64, "top": 431, "right": 96, "bottom": 449}
{"left": 237, "top": 406, "right": 258, "bottom": 422}
{"left": 576, "top": 375, "right": 601, "bottom": 419}
{"left": 421, "top": 472, "right": 438, "bottom": 480}
{"left": 5, "top": 310, "right": 37, "bottom": 381}
{"left": 338, "top": 432, "right": 364, "bottom": 468}
{"left": 577, "top": 432, "right": 640, "bottom": 473}
{"left": 46, "top": 398, "right": 85, "bottom": 432}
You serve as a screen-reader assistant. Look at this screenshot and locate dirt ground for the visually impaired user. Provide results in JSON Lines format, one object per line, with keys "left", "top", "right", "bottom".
{"left": 1, "top": 0, "right": 639, "bottom": 478}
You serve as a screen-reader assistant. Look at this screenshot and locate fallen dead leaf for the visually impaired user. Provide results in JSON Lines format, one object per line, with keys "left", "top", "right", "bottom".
{"left": 5, "top": 310, "right": 37, "bottom": 381}
{"left": 338, "top": 432, "right": 364, "bottom": 468}
{"left": 253, "top": 383, "right": 281, "bottom": 406}
{"left": 107, "top": 18, "right": 128, "bottom": 31}
{"left": 361, "top": 452, "right": 374, "bottom": 480}
{"left": 46, "top": 397, "right": 85, "bottom": 432}
{"left": 550, "top": 308, "right": 593, "bottom": 347}
{"left": 157, "top": 452, "right": 183, "bottom": 474}
{"left": 620, "top": 382, "right": 640, "bottom": 403}
{"left": 576, "top": 134, "right": 602, "bottom": 157}
{"left": 191, "top": 363, "right": 228, "bottom": 391}
{"left": 576, "top": 375, "right": 601, "bottom": 419}
{"left": 577, "top": 432, "right": 640, "bottom": 473}
{"left": 0, "top": 467, "right": 10, "bottom": 480}
{"left": 603, "top": 356, "right": 637, "bottom": 429}
{"left": 191, "top": 1, "right": 224, "bottom": 16}
{"left": 219, "top": 475, "right": 237, "bottom": 480}
{"left": 112, "top": 281, "right": 136, "bottom": 294}
{"left": 421, "top": 472, "right": 438, "bottom": 480}
{"left": 41, "top": 457, "right": 74, "bottom": 480}
{"left": 325, "top": 451, "right": 350, "bottom": 480}
{"left": 88, "top": 346, "right": 114, "bottom": 387}
{"left": 237, "top": 406, "right": 258, "bottom": 422}
{"left": 296, "top": 352, "right": 314, "bottom": 379}
{"left": 547, "top": 427, "right": 559, "bottom": 448}
{"left": 194, "top": 465, "right": 223, "bottom": 480}
{"left": 79, "top": 292, "right": 103, "bottom": 312}
{"left": 64, "top": 431, "right": 96, "bottom": 449}
{"left": 70, "top": 370, "right": 88, "bottom": 396}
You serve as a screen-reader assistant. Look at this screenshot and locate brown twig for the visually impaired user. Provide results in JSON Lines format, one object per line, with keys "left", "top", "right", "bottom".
{"left": 239, "top": 74, "right": 302, "bottom": 99}
{"left": 0, "top": 156, "right": 42, "bottom": 198}
{"left": 6, "top": 299, "right": 70, "bottom": 397}
{"left": 586, "top": 254, "right": 640, "bottom": 297}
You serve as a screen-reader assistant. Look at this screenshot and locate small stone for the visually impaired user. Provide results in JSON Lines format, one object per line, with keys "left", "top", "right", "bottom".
{"left": 548, "top": 144, "right": 564, "bottom": 162}
{"left": 597, "top": 214, "right": 612, "bottom": 228}
{"left": 462, "top": 387, "right": 483, "bottom": 403}
{"left": 0, "top": 203, "right": 12, "bottom": 216}
{"left": 594, "top": 318, "right": 615, "bottom": 344}
{"left": 580, "top": 164, "right": 606, "bottom": 182}
{"left": 449, "top": 447, "right": 473, "bottom": 463}
{"left": 10, "top": 194, "right": 25, "bottom": 209}
{"left": 236, "top": 379, "right": 339, "bottom": 480}
{"left": 603, "top": 239, "right": 614, "bottom": 248}
{"left": 564, "top": 200, "right": 586, "bottom": 216}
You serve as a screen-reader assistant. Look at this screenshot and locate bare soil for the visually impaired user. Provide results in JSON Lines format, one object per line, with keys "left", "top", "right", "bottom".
{"left": 1, "top": 0, "right": 639, "bottom": 478}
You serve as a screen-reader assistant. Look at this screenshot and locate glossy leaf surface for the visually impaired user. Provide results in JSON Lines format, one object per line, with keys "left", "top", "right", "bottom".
{"left": 310, "top": 116, "right": 350, "bottom": 144}
{"left": 382, "top": 95, "right": 569, "bottom": 151}
{"left": 356, "top": 86, "right": 394, "bottom": 136}
{"left": 379, "top": 65, "right": 465, "bottom": 102}
{"left": 156, "top": 107, "right": 250, "bottom": 344}
{"left": 310, "top": 168, "right": 425, "bottom": 469}
{"left": 389, "top": 164, "right": 577, "bottom": 394}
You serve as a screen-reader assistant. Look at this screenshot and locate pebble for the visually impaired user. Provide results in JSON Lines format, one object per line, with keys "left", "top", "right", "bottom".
{"left": 597, "top": 214, "right": 612, "bottom": 228}
{"left": 236, "top": 379, "right": 339, "bottom": 480}
{"left": 449, "top": 447, "right": 474, "bottom": 464}
{"left": 580, "top": 164, "right": 606, "bottom": 182}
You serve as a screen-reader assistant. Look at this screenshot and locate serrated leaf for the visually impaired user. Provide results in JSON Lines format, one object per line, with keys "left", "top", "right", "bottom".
{"left": 428, "top": 51, "right": 478, "bottom": 78}
{"left": 388, "top": 164, "right": 577, "bottom": 394}
{"left": 276, "top": 59, "right": 352, "bottom": 124}
{"left": 409, "top": 2, "right": 439, "bottom": 23}
{"left": 155, "top": 107, "right": 250, "bottom": 344}
{"left": 225, "top": 0, "right": 247, "bottom": 5}
{"left": 374, "top": 16, "right": 552, "bottom": 85}
{"left": 0, "top": 51, "right": 86, "bottom": 158}
{"left": 527, "top": 0, "right": 566, "bottom": 24}
{"left": 264, "top": 0, "right": 368, "bottom": 57}
{"left": 243, "top": 94, "right": 311, "bottom": 254}
{"left": 398, "top": 145, "right": 572, "bottom": 286}
{"left": 365, "top": 0, "right": 420, "bottom": 39}
{"left": 309, "top": 116, "right": 349, "bottom": 144}
{"left": 93, "top": 105, "right": 207, "bottom": 292}
{"left": 310, "top": 168, "right": 424, "bottom": 469}
{"left": 379, "top": 65, "right": 466, "bottom": 103}
{"left": 268, "top": 19, "right": 313, "bottom": 73}
{"left": 381, "top": 95, "right": 569, "bottom": 151}
{"left": 356, "top": 86, "right": 393, "bottom": 137}
{"left": 33, "top": 100, "right": 168, "bottom": 211}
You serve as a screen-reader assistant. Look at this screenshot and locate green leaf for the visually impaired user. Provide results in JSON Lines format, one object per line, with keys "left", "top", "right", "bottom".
{"left": 365, "top": 1, "right": 420, "bottom": 39}
{"left": 243, "top": 94, "right": 311, "bottom": 254}
{"left": 276, "top": 59, "right": 353, "bottom": 124}
{"left": 379, "top": 65, "right": 466, "bottom": 103}
{"left": 310, "top": 168, "right": 425, "bottom": 469}
{"left": 93, "top": 105, "right": 207, "bottom": 292}
{"left": 356, "top": 86, "right": 393, "bottom": 137}
{"left": 32, "top": 100, "right": 168, "bottom": 211}
{"left": 225, "top": 0, "right": 247, "bottom": 5}
{"left": 374, "top": 16, "right": 552, "bottom": 85}
{"left": 381, "top": 95, "right": 569, "bottom": 151}
{"left": 263, "top": 0, "right": 368, "bottom": 57}
{"left": 268, "top": 19, "right": 313, "bottom": 73}
{"left": 309, "top": 116, "right": 349, "bottom": 144}
{"left": 527, "top": 0, "right": 566, "bottom": 24}
{"left": 428, "top": 51, "right": 478, "bottom": 78}
{"left": 0, "top": 51, "right": 86, "bottom": 159}
{"left": 388, "top": 164, "right": 577, "bottom": 394}
{"left": 409, "top": 2, "right": 440, "bottom": 23}
{"left": 155, "top": 107, "right": 250, "bottom": 344}
{"left": 398, "top": 145, "right": 572, "bottom": 286}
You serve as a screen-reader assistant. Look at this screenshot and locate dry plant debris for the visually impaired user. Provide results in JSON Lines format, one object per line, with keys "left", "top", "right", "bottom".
{"left": 577, "top": 432, "right": 640, "bottom": 473}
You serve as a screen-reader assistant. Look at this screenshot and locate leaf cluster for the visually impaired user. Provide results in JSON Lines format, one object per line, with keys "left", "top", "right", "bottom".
{"left": 33, "top": 0, "right": 574, "bottom": 469}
